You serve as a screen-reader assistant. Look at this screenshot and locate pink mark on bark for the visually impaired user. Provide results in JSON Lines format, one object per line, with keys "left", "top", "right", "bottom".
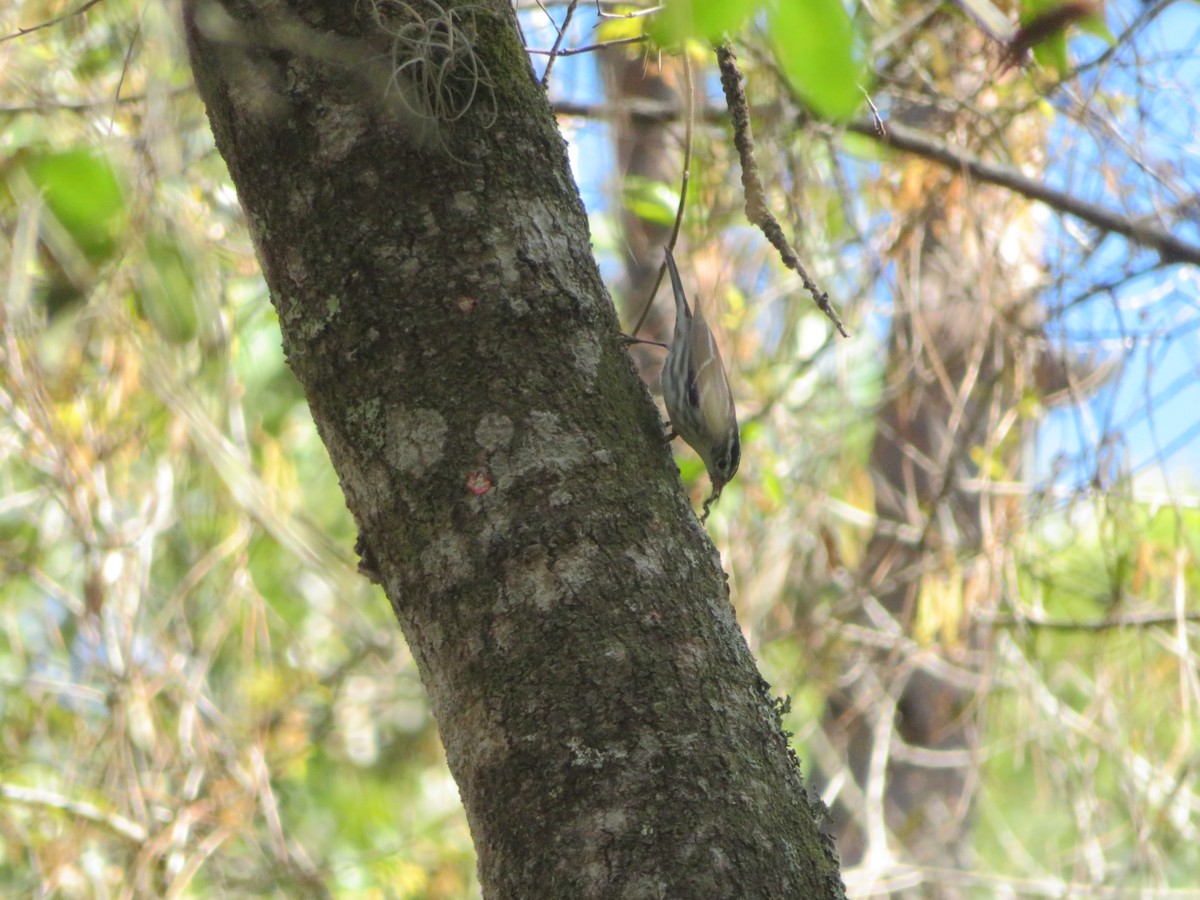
{"left": 466, "top": 471, "right": 493, "bottom": 495}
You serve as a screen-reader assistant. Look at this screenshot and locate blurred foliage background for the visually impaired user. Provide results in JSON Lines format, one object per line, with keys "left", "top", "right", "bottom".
{"left": 2, "top": 0, "right": 1199, "bottom": 896}
{"left": 1, "top": 1, "right": 475, "bottom": 895}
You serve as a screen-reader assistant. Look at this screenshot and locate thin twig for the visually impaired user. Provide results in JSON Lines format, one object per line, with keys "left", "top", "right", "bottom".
{"left": 0, "top": 85, "right": 196, "bottom": 115}
{"left": 843, "top": 117, "right": 1200, "bottom": 267}
{"left": 987, "top": 611, "right": 1200, "bottom": 632}
{"left": 1, "top": 0, "right": 107, "bottom": 44}
{"left": 109, "top": 14, "right": 143, "bottom": 134}
{"left": 860, "top": 87, "right": 885, "bottom": 136}
{"left": 529, "top": 35, "right": 648, "bottom": 57}
{"left": 714, "top": 41, "right": 848, "bottom": 337}
{"left": 596, "top": 2, "right": 661, "bottom": 20}
{"left": 0, "top": 782, "right": 148, "bottom": 843}
{"left": 539, "top": 0, "right": 578, "bottom": 86}
{"left": 629, "top": 50, "right": 694, "bottom": 337}
{"left": 553, "top": 97, "right": 702, "bottom": 123}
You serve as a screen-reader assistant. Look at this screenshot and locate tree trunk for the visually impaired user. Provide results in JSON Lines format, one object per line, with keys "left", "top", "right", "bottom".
{"left": 822, "top": 19, "right": 1103, "bottom": 871}
{"left": 182, "top": 0, "right": 842, "bottom": 894}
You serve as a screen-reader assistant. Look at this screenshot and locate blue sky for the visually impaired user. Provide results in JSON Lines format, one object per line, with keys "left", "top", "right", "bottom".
{"left": 1036, "top": 0, "right": 1200, "bottom": 492}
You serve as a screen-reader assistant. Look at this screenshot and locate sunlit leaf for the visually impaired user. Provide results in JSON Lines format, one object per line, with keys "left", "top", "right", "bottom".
{"left": 596, "top": 5, "right": 647, "bottom": 43}
{"left": 770, "top": 0, "right": 867, "bottom": 120}
{"left": 652, "top": 0, "right": 758, "bottom": 44}
{"left": 1015, "top": 0, "right": 1110, "bottom": 73}
{"left": 1078, "top": 10, "right": 1115, "bottom": 43}
{"left": 1032, "top": 31, "right": 1069, "bottom": 74}
{"left": 623, "top": 175, "right": 680, "bottom": 226}
{"left": 21, "top": 148, "right": 126, "bottom": 265}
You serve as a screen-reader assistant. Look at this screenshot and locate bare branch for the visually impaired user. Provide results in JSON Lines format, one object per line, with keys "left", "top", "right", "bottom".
{"left": 555, "top": 97, "right": 1200, "bottom": 268}
{"left": 715, "top": 41, "right": 848, "bottom": 337}
{"left": 528, "top": 35, "right": 648, "bottom": 58}
{"left": 629, "top": 51, "right": 693, "bottom": 337}
{"left": 987, "top": 611, "right": 1200, "bottom": 632}
{"left": 538, "top": 0, "right": 577, "bottom": 86}
{"left": 843, "top": 118, "right": 1200, "bottom": 267}
{"left": 1, "top": 0, "right": 107, "bottom": 44}
{"left": 0, "top": 782, "right": 148, "bottom": 843}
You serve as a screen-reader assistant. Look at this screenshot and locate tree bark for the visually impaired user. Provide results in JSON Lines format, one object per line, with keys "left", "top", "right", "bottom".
{"left": 182, "top": 0, "right": 842, "bottom": 895}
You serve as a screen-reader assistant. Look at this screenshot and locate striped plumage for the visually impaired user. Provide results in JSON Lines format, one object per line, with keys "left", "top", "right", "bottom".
{"left": 662, "top": 248, "right": 741, "bottom": 510}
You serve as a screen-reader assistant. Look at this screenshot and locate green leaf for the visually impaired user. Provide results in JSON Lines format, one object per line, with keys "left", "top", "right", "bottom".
{"left": 622, "top": 175, "right": 680, "bottom": 227}
{"left": 137, "top": 233, "right": 199, "bottom": 344}
{"left": 1031, "top": 31, "right": 1069, "bottom": 74}
{"left": 597, "top": 6, "right": 647, "bottom": 44}
{"left": 839, "top": 130, "right": 888, "bottom": 160}
{"left": 21, "top": 148, "right": 126, "bottom": 265}
{"left": 1078, "top": 12, "right": 1115, "bottom": 44}
{"left": 1016, "top": 0, "right": 1113, "bottom": 75}
{"left": 587, "top": 211, "right": 620, "bottom": 254}
{"left": 675, "top": 453, "right": 706, "bottom": 485}
{"left": 770, "top": 0, "right": 868, "bottom": 121}
{"left": 761, "top": 466, "right": 784, "bottom": 505}
{"left": 653, "top": 0, "right": 758, "bottom": 44}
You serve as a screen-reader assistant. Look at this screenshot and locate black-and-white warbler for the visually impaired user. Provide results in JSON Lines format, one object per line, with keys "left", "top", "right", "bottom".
{"left": 661, "top": 247, "right": 740, "bottom": 519}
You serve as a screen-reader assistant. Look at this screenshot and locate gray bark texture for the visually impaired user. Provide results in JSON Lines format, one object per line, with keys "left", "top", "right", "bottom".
{"left": 183, "top": 0, "right": 843, "bottom": 895}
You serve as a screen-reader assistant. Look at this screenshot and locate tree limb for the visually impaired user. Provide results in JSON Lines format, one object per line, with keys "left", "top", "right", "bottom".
{"left": 0, "top": 0, "right": 107, "bottom": 44}
{"left": 843, "top": 117, "right": 1200, "bottom": 267}
{"left": 553, "top": 99, "right": 1200, "bottom": 269}
{"left": 0, "top": 782, "right": 148, "bottom": 843}
{"left": 715, "top": 42, "right": 848, "bottom": 337}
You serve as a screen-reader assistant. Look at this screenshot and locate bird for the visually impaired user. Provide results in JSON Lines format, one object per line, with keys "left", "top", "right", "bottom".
{"left": 659, "top": 247, "right": 741, "bottom": 521}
